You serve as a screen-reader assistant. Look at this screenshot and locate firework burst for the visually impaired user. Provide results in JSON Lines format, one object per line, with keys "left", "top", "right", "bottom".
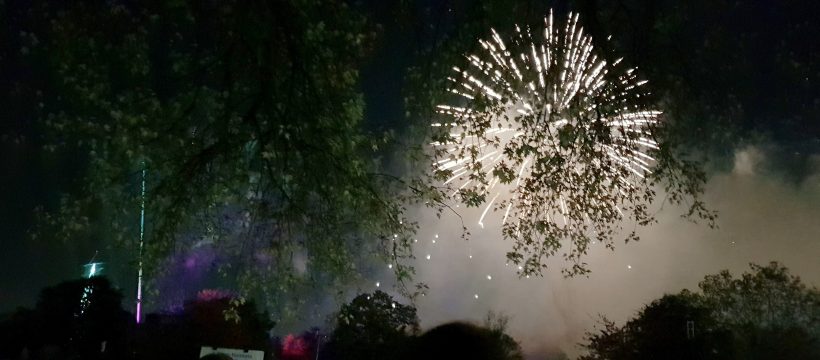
{"left": 432, "top": 11, "right": 661, "bottom": 275}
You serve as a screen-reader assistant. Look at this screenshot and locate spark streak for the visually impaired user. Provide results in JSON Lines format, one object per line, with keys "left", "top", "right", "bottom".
{"left": 431, "top": 10, "right": 660, "bottom": 271}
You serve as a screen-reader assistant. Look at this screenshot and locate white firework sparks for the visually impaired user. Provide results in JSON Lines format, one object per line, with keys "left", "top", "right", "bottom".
{"left": 432, "top": 11, "right": 661, "bottom": 274}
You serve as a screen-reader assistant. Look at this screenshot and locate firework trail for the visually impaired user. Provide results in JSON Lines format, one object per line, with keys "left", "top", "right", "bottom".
{"left": 432, "top": 10, "right": 660, "bottom": 274}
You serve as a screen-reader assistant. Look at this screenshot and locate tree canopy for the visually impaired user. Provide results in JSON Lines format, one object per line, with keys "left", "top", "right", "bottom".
{"left": 8, "top": 0, "right": 741, "bottom": 317}
{"left": 19, "top": 0, "right": 429, "bottom": 318}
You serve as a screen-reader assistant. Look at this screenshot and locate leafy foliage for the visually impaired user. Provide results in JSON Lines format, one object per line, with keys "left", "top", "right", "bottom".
{"left": 15, "top": 0, "right": 734, "bottom": 316}
{"left": 699, "top": 262, "right": 820, "bottom": 332}
{"left": 21, "top": 0, "right": 431, "bottom": 317}
{"left": 424, "top": 9, "right": 714, "bottom": 276}
{"left": 580, "top": 292, "right": 734, "bottom": 360}
{"left": 482, "top": 311, "right": 525, "bottom": 360}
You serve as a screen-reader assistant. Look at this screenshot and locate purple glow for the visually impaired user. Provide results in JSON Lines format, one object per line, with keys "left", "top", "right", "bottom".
{"left": 136, "top": 301, "right": 142, "bottom": 324}
{"left": 184, "top": 257, "right": 197, "bottom": 269}
{"left": 152, "top": 245, "right": 222, "bottom": 311}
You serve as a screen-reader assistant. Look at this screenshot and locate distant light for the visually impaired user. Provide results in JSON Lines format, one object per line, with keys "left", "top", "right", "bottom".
{"left": 469, "top": 255, "right": 473, "bottom": 259}
{"left": 375, "top": 281, "right": 380, "bottom": 287}
{"left": 432, "top": 239, "right": 436, "bottom": 244}
{"left": 486, "top": 275, "right": 492, "bottom": 280}
{"left": 388, "top": 264, "right": 393, "bottom": 269}
{"left": 627, "top": 265, "right": 632, "bottom": 269}
{"left": 474, "top": 294, "right": 479, "bottom": 299}
{"left": 426, "top": 254, "right": 431, "bottom": 260}
{"left": 83, "top": 262, "right": 104, "bottom": 279}
{"left": 518, "top": 265, "right": 523, "bottom": 271}
{"left": 391, "top": 302, "right": 396, "bottom": 308}
{"left": 434, "top": 234, "right": 439, "bottom": 239}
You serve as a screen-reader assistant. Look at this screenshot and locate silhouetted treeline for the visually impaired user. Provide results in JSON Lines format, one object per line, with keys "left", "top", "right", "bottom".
{"left": 0, "top": 278, "right": 271, "bottom": 360}
{"left": 581, "top": 262, "right": 820, "bottom": 360}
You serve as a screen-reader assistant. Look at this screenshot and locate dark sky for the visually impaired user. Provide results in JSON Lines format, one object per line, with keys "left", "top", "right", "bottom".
{"left": 1, "top": 0, "right": 818, "bottom": 333}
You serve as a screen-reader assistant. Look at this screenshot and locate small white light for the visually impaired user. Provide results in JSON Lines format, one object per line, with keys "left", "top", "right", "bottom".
{"left": 426, "top": 254, "right": 431, "bottom": 260}
{"left": 526, "top": 275, "right": 530, "bottom": 278}
{"left": 435, "top": 234, "right": 439, "bottom": 238}
{"left": 469, "top": 255, "right": 473, "bottom": 259}
{"left": 414, "top": 239, "right": 418, "bottom": 243}
{"left": 518, "top": 265, "right": 523, "bottom": 271}
{"left": 474, "top": 294, "right": 479, "bottom": 299}
{"left": 487, "top": 275, "right": 492, "bottom": 280}
{"left": 627, "top": 265, "right": 632, "bottom": 269}
{"left": 391, "top": 302, "right": 396, "bottom": 308}
{"left": 393, "top": 234, "right": 398, "bottom": 238}
{"left": 388, "top": 264, "right": 393, "bottom": 269}
{"left": 432, "top": 239, "right": 436, "bottom": 244}
{"left": 376, "top": 281, "right": 380, "bottom": 287}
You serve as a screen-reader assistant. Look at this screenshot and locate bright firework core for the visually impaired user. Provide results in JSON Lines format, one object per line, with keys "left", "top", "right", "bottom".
{"left": 432, "top": 11, "right": 661, "bottom": 276}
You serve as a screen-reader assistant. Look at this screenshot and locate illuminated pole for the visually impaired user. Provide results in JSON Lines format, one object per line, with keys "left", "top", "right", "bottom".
{"left": 314, "top": 330, "right": 323, "bottom": 360}
{"left": 136, "top": 165, "right": 146, "bottom": 324}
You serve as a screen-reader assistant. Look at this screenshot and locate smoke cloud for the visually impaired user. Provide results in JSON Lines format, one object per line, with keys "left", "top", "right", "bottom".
{"left": 402, "top": 146, "right": 820, "bottom": 358}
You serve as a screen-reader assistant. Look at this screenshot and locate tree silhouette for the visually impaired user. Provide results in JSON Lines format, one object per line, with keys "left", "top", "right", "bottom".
{"left": 411, "top": 321, "right": 523, "bottom": 360}
{"left": 0, "top": 277, "right": 130, "bottom": 359}
{"left": 325, "top": 291, "right": 418, "bottom": 360}
{"left": 582, "top": 263, "right": 820, "bottom": 359}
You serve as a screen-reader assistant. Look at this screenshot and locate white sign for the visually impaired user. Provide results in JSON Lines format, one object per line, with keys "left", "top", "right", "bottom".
{"left": 199, "top": 347, "right": 264, "bottom": 360}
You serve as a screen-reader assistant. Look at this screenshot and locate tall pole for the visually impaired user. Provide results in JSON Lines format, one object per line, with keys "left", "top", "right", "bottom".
{"left": 315, "top": 330, "right": 323, "bottom": 360}
{"left": 136, "top": 165, "right": 146, "bottom": 324}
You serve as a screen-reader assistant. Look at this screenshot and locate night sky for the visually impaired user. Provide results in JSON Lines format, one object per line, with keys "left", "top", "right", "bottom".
{"left": 1, "top": 1, "right": 819, "bottom": 357}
